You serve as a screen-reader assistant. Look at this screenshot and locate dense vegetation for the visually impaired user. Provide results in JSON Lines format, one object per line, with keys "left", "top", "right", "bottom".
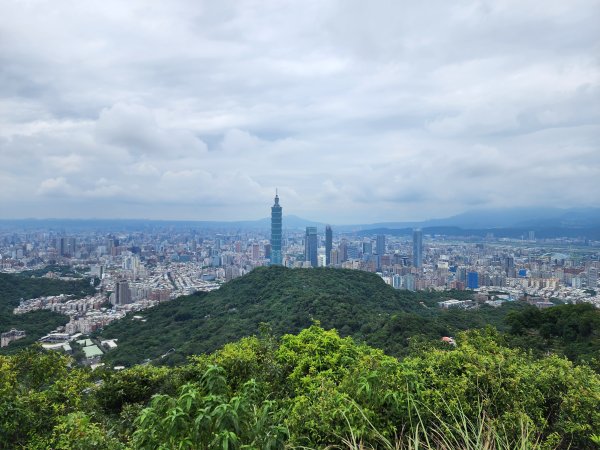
{"left": 506, "top": 303, "right": 600, "bottom": 368}
{"left": 98, "top": 266, "right": 524, "bottom": 366}
{"left": 1, "top": 326, "right": 599, "bottom": 449}
{"left": 0, "top": 270, "right": 95, "bottom": 353}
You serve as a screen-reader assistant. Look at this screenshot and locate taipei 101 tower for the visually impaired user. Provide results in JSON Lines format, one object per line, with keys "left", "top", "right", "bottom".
{"left": 270, "top": 191, "right": 282, "bottom": 265}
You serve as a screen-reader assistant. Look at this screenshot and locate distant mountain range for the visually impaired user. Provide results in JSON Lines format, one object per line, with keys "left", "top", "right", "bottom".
{"left": 2, "top": 207, "right": 600, "bottom": 238}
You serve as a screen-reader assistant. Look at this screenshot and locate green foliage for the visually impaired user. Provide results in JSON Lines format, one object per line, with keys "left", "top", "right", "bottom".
{"left": 505, "top": 303, "right": 600, "bottom": 364}
{"left": 21, "top": 265, "right": 84, "bottom": 278}
{"left": 99, "top": 267, "right": 524, "bottom": 367}
{"left": 132, "top": 367, "right": 287, "bottom": 449}
{"left": 1, "top": 326, "right": 600, "bottom": 449}
{"left": 402, "top": 327, "right": 600, "bottom": 448}
{"left": 0, "top": 347, "right": 93, "bottom": 448}
{"left": 41, "top": 412, "right": 124, "bottom": 450}
{"left": 95, "top": 364, "right": 173, "bottom": 415}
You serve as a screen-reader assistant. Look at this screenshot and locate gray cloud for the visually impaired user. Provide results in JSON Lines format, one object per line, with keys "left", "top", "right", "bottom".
{"left": 0, "top": 0, "right": 598, "bottom": 223}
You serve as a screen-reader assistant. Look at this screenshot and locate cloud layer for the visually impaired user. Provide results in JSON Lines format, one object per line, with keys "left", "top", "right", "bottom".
{"left": 1, "top": 0, "right": 599, "bottom": 222}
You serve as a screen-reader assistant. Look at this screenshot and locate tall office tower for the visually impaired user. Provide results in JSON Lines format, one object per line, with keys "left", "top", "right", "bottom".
{"left": 305, "top": 226, "right": 318, "bottom": 268}
{"left": 325, "top": 225, "right": 332, "bottom": 266}
{"left": 589, "top": 267, "right": 599, "bottom": 288}
{"left": 375, "top": 234, "right": 385, "bottom": 270}
{"left": 413, "top": 229, "right": 423, "bottom": 268}
{"left": 339, "top": 239, "right": 349, "bottom": 262}
{"left": 467, "top": 272, "right": 479, "bottom": 289}
{"left": 376, "top": 235, "right": 386, "bottom": 256}
{"left": 252, "top": 243, "right": 260, "bottom": 260}
{"left": 362, "top": 241, "right": 373, "bottom": 256}
{"left": 503, "top": 256, "right": 515, "bottom": 276}
{"left": 58, "top": 237, "right": 76, "bottom": 257}
{"left": 114, "top": 280, "right": 131, "bottom": 306}
{"left": 270, "top": 192, "right": 282, "bottom": 265}
{"left": 330, "top": 249, "right": 340, "bottom": 265}
{"left": 264, "top": 243, "right": 272, "bottom": 260}
{"left": 58, "top": 237, "right": 67, "bottom": 256}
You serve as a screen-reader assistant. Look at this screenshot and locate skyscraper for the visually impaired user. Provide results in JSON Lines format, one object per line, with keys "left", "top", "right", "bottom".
{"left": 339, "top": 239, "right": 348, "bottom": 263}
{"left": 376, "top": 234, "right": 386, "bottom": 256}
{"left": 57, "top": 237, "right": 76, "bottom": 257}
{"left": 413, "top": 229, "right": 423, "bottom": 268}
{"left": 375, "top": 234, "right": 385, "bottom": 270}
{"left": 325, "top": 225, "right": 332, "bottom": 266}
{"left": 305, "top": 226, "right": 318, "bottom": 268}
{"left": 589, "top": 267, "right": 598, "bottom": 288}
{"left": 270, "top": 192, "right": 282, "bottom": 265}
{"left": 467, "top": 271, "right": 479, "bottom": 289}
{"left": 114, "top": 280, "right": 131, "bottom": 306}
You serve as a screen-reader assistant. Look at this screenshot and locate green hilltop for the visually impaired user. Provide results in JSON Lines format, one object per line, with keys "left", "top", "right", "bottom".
{"left": 99, "top": 266, "right": 522, "bottom": 366}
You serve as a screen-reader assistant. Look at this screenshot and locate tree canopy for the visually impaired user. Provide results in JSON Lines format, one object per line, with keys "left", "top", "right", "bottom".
{"left": 1, "top": 326, "right": 599, "bottom": 449}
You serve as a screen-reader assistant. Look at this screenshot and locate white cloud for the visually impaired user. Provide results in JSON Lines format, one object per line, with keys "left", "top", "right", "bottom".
{"left": 0, "top": 0, "right": 598, "bottom": 222}
{"left": 36, "top": 177, "right": 74, "bottom": 196}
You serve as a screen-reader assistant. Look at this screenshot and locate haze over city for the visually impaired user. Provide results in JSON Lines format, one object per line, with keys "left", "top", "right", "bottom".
{"left": 1, "top": 0, "right": 599, "bottom": 223}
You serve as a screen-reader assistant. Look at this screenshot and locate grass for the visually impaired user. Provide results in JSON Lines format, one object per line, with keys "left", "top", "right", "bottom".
{"left": 311, "top": 397, "right": 550, "bottom": 450}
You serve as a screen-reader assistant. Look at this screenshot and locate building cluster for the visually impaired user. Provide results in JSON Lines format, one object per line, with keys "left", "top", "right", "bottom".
{"left": 0, "top": 195, "right": 599, "bottom": 349}
{"left": 1, "top": 329, "right": 26, "bottom": 347}
{"left": 268, "top": 195, "right": 599, "bottom": 308}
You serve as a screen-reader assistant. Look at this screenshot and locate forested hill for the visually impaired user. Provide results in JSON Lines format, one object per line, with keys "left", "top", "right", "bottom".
{"left": 98, "top": 266, "right": 518, "bottom": 366}
{"left": 0, "top": 271, "right": 96, "bottom": 352}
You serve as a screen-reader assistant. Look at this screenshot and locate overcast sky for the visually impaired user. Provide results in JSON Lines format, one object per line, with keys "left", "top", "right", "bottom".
{"left": 1, "top": 0, "right": 599, "bottom": 223}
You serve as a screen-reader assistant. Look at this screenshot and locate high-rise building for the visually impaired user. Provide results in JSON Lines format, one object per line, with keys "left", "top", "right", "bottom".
{"left": 106, "top": 237, "right": 119, "bottom": 256}
{"left": 114, "top": 280, "right": 132, "bottom": 306}
{"left": 362, "top": 241, "right": 373, "bottom": 256}
{"left": 339, "top": 239, "right": 348, "bottom": 263}
{"left": 270, "top": 192, "right": 282, "bottom": 265}
{"left": 376, "top": 235, "right": 385, "bottom": 256}
{"left": 413, "top": 229, "right": 423, "bottom": 268}
{"left": 403, "top": 274, "right": 416, "bottom": 291}
{"left": 305, "top": 226, "right": 318, "bottom": 268}
{"left": 375, "top": 234, "right": 386, "bottom": 270}
{"left": 467, "top": 272, "right": 479, "bottom": 289}
{"left": 325, "top": 225, "right": 332, "bottom": 266}
{"left": 588, "top": 267, "right": 598, "bottom": 288}
{"left": 57, "top": 237, "right": 76, "bottom": 257}
{"left": 330, "top": 249, "right": 340, "bottom": 265}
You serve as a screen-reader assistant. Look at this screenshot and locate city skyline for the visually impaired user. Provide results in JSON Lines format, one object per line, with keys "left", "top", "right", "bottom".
{"left": 1, "top": 1, "right": 599, "bottom": 223}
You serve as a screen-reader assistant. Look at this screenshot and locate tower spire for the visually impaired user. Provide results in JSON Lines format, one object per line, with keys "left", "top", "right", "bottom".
{"left": 270, "top": 190, "right": 282, "bottom": 265}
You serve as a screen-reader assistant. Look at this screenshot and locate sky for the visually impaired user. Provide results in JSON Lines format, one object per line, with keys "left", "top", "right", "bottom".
{"left": 1, "top": 0, "right": 599, "bottom": 224}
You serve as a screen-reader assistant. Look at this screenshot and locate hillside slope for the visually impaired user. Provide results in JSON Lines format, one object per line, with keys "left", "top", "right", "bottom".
{"left": 0, "top": 271, "right": 96, "bottom": 352}
{"left": 99, "top": 266, "right": 519, "bottom": 366}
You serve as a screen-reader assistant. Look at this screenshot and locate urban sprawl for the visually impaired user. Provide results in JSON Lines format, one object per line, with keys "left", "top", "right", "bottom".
{"left": 1, "top": 195, "right": 599, "bottom": 357}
